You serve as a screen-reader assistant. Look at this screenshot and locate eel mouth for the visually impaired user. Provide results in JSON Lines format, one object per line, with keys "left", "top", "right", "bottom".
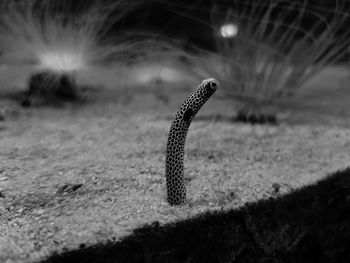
{"left": 202, "top": 78, "right": 219, "bottom": 92}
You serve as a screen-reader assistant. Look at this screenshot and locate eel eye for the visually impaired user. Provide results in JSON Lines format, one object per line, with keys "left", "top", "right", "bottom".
{"left": 208, "top": 81, "right": 217, "bottom": 91}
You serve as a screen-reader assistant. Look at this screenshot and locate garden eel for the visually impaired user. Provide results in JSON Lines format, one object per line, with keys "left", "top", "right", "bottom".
{"left": 165, "top": 78, "right": 218, "bottom": 205}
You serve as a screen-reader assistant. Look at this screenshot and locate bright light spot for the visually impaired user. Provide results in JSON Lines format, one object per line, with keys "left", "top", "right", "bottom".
{"left": 220, "top": 23, "right": 238, "bottom": 38}
{"left": 38, "top": 51, "right": 85, "bottom": 72}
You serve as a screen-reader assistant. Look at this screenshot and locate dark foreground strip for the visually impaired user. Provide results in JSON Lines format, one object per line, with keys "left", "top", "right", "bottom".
{"left": 42, "top": 168, "right": 350, "bottom": 263}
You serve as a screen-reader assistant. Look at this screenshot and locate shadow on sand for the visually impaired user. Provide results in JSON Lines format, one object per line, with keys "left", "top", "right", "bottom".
{"left": 42, "top": 168, "right": 350, "bottom": 263}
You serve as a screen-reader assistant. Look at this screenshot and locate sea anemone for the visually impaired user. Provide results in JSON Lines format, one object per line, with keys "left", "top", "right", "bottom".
{"left": 0, "top": 0, "right": 139, "bottom": 105}
{"left": 195, "top": 0, "right": 350, "bottom": 123}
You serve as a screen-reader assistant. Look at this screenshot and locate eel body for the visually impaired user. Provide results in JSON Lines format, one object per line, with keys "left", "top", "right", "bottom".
{"left": 165, "top": 78, "right": 218, "bottom": 205}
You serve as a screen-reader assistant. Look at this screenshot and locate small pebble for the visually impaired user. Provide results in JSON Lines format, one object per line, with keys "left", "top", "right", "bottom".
{"left": 79, "top": 243, "right": 86, "bottom": 249}
{"left": 36, "top": 209, "right": 45, "bottom": 215}
{"left": 272, "top": 183, "right": 281, "bottom": 193}
{"left": 56, "top": 183, "right": 83, "bottom": 194}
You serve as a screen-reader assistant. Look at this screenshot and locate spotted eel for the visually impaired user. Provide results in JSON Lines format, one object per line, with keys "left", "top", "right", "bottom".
{"left": 165, "top": 78, "right": 218, "bottom": 205}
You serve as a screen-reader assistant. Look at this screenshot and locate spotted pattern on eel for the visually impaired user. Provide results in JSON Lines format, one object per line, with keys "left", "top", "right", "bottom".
{"left": 165, "top": 78, "right": 219, "bottom": 205}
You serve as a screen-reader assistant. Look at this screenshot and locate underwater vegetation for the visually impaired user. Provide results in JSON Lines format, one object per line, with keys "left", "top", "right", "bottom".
{"left": 0, "top": 0, "right": 149, "bottom": 105}
{"left": 190, "top": 0, "right": 350, "bottom": 122}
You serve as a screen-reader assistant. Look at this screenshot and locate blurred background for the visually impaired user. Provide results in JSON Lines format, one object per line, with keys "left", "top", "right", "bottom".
{"left": 111, "top": 0, "right": 350, "bottom": 52}
{"left": 1, "top": 0, "right": 350, "bottom": 117}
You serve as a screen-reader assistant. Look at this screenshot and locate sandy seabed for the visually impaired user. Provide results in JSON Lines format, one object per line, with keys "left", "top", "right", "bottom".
{"left": 1, "top": 63, "right": 350, "bottom": 262}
